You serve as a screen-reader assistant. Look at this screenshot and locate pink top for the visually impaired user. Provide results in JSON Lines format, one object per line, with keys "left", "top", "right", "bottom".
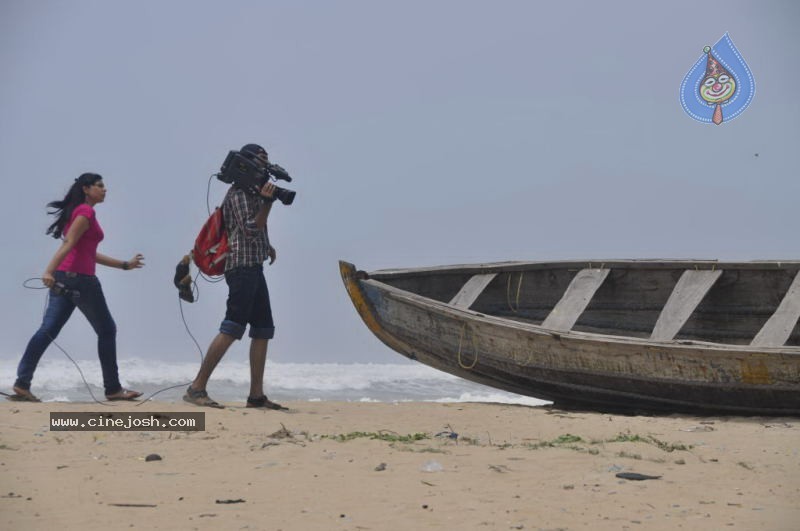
{"left": 57, "top": 204, "right": 104, "bottom": 275}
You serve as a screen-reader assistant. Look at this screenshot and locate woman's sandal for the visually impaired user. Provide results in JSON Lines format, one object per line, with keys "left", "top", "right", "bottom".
{"left": 246, "top": 395, "right": 287, "bottom": 410}
{"left": 183, "top": 386, "right": 224, "bottom": 409}
{"left": 105, "top": 389, "right": 143, "bottom": 401}
{"left": 6, "top": 387, "right": 41, "bottom": 402}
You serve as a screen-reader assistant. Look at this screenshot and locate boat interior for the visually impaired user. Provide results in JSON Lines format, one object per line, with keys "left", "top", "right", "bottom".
{"left": 370, "top": 263, "right": 800, "bottom": 347}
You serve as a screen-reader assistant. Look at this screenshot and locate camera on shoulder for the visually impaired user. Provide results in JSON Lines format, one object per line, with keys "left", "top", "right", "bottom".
{"left": 218, "top": 150, "right": 296, "bottom": 205}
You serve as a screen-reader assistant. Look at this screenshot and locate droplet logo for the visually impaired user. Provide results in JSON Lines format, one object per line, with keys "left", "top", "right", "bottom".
{"left": 679, "top": 33, "right": 755, "bottom": 125}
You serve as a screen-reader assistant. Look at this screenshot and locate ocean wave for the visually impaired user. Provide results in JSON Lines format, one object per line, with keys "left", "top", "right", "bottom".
{"left": 0, "top": 357, "right": 548, "bottom": 406}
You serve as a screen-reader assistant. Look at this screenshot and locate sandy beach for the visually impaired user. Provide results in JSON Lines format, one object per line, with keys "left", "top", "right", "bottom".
{"left": 1, "top": 400, "right": 798, "bottom": 531}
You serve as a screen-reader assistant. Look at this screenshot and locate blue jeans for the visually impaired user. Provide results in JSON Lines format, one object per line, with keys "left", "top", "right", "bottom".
{"left": 15, "top": 271, "right": 121, "bottom": 395}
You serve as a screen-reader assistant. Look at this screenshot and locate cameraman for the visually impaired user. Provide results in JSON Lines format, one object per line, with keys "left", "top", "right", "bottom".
{"left": 184, "top": 143, "right": 286, "bottom": 409}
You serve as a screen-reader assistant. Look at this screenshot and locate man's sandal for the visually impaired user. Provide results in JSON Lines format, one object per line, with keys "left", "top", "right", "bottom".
{"left": 246, "top": 395, "right": 287, "bottom": 410}
{"left": 183, "top": 386, "right": 224, "bottom": 409}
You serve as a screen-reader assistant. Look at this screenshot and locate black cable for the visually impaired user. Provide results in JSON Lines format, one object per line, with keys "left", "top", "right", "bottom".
{"left": 179, "top": 289, "right": 205, "bottom": 362}
{"left": 45, "top": 324, "right": 108, "bottom": 406}
{"left": 140, "top": 174, "right": 225, "bottom": 404}
{"left": 198, "top": 270, "right": 225, "bottom": 284}
{"left": 22, "top": 278, "right": 48, "bottom": 290}
{"left": 19, "top": 278, "right": 109, "bottom": 406}
{"left": 19, "top": 175, "right": 227, "bottom": 405}
{"left": 191, "top": 272, "right": 200, "bottom": 302}
{"left": 199, "top": 173, "right": 227, "bottom": 283}
{"left": 134, "top": 382, "right": 189, "bottom": 405}
{"left": 135, "top": 274, "right": 206, "bottom": 406}
{"left": 207, "top": 172, "right": 218, "bottom": 217}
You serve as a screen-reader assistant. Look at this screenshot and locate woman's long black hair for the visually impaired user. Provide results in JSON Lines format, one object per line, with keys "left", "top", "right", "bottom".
{"left": 46, "top": 173, "right": 103, "bottom": 239}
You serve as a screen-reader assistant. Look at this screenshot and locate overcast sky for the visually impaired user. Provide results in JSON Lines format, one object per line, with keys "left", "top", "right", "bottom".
{"left": 1, "top": 0, "right": 797, "bottom": 367}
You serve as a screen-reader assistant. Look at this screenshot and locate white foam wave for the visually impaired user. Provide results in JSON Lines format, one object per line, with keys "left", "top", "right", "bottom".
{"left": 0, "top": 357, "right": 456, "bottom": 391}
{"left": 0, "top": 357, "right": 549, "bottom": 406}
{"left": 433, "top": 392, "right": 549, "bottom": 407}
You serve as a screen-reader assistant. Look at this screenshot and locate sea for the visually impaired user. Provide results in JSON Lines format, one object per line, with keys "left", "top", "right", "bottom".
{"left": 0, "top": 357, "right": 549, "bottom": 406}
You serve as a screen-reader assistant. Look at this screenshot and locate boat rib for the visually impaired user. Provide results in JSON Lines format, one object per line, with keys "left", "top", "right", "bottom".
{"left": 650, "top": 269, "right": 723, "bottom": 341}
{"left": 541, "top": 268, "right": 610, "bottom": 331}
{"left": 751, "top": 270, "right": 800, "bottom": 347}
{"left": 449, "top": 273, "right": 497, "bottom": 309}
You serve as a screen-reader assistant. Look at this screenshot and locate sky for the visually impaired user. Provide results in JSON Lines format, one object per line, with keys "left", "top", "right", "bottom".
{"left": 1, "top": 0, "right": 798, "bottom": 368}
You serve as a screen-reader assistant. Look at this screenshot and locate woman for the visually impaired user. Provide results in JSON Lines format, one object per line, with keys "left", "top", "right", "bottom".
{"left": 11, "top": 173, "right": 145, "bottom": 402}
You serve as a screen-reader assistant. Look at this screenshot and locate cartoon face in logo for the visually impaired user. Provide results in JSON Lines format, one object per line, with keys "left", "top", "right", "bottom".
{"left": 698, "top": 46, "right": 736, "bottom": 106}
{"left": 700, "top": 72, "right": 736, "bottom": 103}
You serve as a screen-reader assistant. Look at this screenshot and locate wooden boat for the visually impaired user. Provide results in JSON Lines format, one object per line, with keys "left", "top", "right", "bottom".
{"left": 339, "top": 260, "right": 800, "bottom": 415}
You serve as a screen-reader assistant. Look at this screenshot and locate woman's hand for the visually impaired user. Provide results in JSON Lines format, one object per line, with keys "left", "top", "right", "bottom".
{"left": 42, "top": 272, "right": 55, "bottom": 288}
{"left": 267, "top": 245, "right": 277, "bottom": 265}
{"left": 127, "top": 253, "right": 145, "bottom": 269}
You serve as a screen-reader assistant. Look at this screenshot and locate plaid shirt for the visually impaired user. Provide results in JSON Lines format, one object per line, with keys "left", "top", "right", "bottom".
{"left": 222, "top": 187, "right": 270, "bottom": 271}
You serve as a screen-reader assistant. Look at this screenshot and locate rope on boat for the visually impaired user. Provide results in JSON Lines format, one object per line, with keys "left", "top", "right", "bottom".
{"left": 457, "top": 323, "right": 479, "bottom": 370}
{"left": 506, "top": 272, "right": 524, "bottom": 313}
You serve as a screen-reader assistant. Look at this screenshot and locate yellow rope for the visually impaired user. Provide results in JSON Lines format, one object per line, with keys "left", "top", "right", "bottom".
{"left": 506, "top": 272, "right": 524, "bottom": 312}
{"left": 456, "top": 323, "right": 478, "bottom": 370}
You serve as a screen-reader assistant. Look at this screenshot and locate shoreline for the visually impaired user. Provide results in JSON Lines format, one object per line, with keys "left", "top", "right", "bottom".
{"left": 2, "top": 400, "right": 798, "bottom": 530}
{"left": 0, "top": 358, "right": 551, "bottom": 406}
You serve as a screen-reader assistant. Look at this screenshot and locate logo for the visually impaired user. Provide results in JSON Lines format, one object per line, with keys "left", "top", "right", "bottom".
{"left": 679, "top": 33, "right": 755, "bottom": 125}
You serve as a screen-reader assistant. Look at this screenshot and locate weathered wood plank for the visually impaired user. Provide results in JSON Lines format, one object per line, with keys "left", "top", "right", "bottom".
{"left": 650, "top": 270, "right": 722, "bottom": 341}
{"left": 541, "top": 269, "right": 610, "bottom": 331}
{"left": 751, "top": 271, "right": 800, "bottom": 347}
{"left": 449, "top": 273, "right": 498, "bottom": 309}
{"left": 368, "top": 260, "right": 800, "bottom": 280}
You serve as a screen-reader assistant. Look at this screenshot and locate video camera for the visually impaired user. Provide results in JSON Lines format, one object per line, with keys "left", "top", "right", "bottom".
{"left": 218, "top": 150, "right": 296, "bottom": 205}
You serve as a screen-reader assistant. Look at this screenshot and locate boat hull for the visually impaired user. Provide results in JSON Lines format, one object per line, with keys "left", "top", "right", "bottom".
{"left": 340, "top": 261, "right": 800, "bottom": 415}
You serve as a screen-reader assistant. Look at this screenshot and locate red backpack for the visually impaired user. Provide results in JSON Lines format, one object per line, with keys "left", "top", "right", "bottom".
{"left": 192, "top": 207, "right": 229, "bottom": 276}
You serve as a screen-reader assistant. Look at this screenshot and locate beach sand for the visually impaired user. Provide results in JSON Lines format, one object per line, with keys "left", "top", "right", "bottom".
{"left": 1, "top": 400, "right": 798, "bottom": 530}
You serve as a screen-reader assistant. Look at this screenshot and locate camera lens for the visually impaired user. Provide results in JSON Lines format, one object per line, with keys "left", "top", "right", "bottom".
{"left": 273, "top": 186, "right": 296, "bottom": 206}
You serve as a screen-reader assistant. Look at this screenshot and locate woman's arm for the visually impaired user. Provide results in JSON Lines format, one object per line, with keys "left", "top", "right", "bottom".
{"left": 96, "top": 252, "right": 145, "bottom": 270}
{"left": 42, "top": 216, "right": 90, "bottom": 287}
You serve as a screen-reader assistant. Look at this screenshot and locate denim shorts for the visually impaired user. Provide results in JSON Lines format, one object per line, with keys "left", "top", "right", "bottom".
{"left": 220, "top": 265, "right": 275, "bottom": 340}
